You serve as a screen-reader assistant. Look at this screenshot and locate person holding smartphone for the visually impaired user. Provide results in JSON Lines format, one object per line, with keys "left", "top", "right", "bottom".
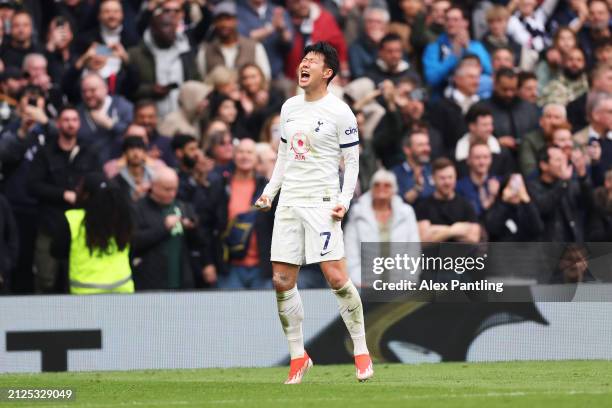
{"left": 484, "top": 173, "right": 543, "bottom": 241}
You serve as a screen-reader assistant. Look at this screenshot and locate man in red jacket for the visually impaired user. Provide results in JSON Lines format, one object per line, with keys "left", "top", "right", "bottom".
{"left": 284, "top": 0, "right": 348, "bottom": 80}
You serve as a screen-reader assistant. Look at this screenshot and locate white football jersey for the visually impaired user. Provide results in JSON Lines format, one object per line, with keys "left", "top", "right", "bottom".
{"left": 263, "top": 92, "right": 360, "bottom": 209}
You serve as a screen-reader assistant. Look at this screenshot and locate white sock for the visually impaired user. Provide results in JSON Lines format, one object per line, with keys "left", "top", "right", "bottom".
{"left": 333, "top": 280, "right": 369, "bottom": 356}
{"left": 276, "top": 286, "right": 305, "bottom": 360}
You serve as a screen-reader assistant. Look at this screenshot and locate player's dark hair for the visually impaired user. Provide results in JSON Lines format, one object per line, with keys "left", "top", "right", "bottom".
{"left": 432, "top": 157, "right": 455, "bottom": 174}
{"left": 303, "top": 41, "right": 340, "bottom": 84}
{"left": 465, "top": 104, "right": 492, "bottom": 125}
{"left": 171, "top": 134, "right": 197, "bottom": 151}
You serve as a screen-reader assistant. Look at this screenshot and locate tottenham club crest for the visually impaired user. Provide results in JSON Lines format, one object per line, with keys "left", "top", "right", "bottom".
{"left": 290, "top": 131, "right": 311, "bottom": 161}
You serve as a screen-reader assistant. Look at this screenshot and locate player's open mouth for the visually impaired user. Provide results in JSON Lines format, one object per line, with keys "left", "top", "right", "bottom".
{"left": 300, "top": 71, "right": 310, "bottom": 81}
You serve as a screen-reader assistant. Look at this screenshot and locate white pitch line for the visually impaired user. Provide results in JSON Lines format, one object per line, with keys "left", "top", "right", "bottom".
{"left": 23, "top": 389, "right": 610, "bottom": 408}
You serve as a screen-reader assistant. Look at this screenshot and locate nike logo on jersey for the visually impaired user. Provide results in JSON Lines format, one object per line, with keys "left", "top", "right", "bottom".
{"left": 347, "top": 306, "right": 359, "bottom": 313}
{"left": 320, "top": 250, "right": 332, "bottom": 256}
{"left": 286, "top": 118, "right": 296, "bottom": 122}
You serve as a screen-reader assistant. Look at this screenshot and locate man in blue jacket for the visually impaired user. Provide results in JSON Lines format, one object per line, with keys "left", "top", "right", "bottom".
{"left": 423, "top": 6, "right": 492, "bottom": 99}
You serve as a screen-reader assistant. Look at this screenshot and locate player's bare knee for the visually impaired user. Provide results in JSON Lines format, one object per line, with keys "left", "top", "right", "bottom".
{"left": 272, "top": 265, "right": 297, "bottom": 291}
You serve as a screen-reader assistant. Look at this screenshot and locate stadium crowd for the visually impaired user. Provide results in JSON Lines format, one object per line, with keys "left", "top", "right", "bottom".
{"left": 0, "top": 0, "right": 609, "bottom": 294}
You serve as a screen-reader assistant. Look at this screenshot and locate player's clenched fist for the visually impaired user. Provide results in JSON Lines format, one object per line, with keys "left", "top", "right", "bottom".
{"left": 254, "top": 195, "right": 272, "bottom": 211}
{"left": 331, "top": 205, "right": 346, "bottom": 221}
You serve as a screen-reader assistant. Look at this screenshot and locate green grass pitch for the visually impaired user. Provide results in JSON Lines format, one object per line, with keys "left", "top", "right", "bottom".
{"left": 1, "top": 361, "right": 611, "bottom": 407}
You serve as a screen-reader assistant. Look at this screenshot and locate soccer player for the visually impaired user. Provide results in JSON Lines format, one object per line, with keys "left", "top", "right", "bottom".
{"left": 254, "top": 42, "right": 373, "bottom": 384}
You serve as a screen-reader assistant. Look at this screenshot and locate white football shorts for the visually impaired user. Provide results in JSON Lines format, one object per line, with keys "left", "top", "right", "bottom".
{"left": 270, "top": 206, "right": 344, "bottom": 265}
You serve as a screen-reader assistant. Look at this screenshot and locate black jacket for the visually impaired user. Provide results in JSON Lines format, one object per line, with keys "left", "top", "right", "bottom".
{"left": 527, "top": 175, "right": 593, "bottom": 242}
{"left": 0, "top": 193, "right": 18, "bottom": 293}
{"left": 484, "top": 200, "right": 544, "bottom": 242}
{"left": 587, "top": 187, "right": 612, "bottom": 241}
{"left": 566, "top": 93, "right": 587, "bottom": 133}
{"left": 198, "top": 172, "right": 274, "bottom": 277}
{"left": 480, "top": 96, "right": 540, "bottom": 141}
{"left": 428, "top": 97, "right": 468, "bottom": 153}
{"left": 130, "top": 196, "right": 201, "bottom": 290}
{"left": 372, "top": 108, "right": 445, "bottom": 169}
{"left": 27, "top": 139, "right": 101, "bottom": 232}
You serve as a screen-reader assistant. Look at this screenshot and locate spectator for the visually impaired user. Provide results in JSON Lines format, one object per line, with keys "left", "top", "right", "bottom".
{"left": 588, "top": 168, "right": 612, "bottom": 241}
{"left": 391, "top": 130, "right": 435, "bottom": 205}
{"left": 238, "top": 63, "right": 283, "bottom": 138}
{"left": 484, "top": 173, "right": 543, "bottom": 241}
{"left": 415, "top": 157, "right": 480, "bottom": 243}
{"left": 519, "top": 103, "right": 567, "bottom": 176}
{"left": 44, "top": 16, "right": 76, "bottom": 86}
{"left": 491, "top": 47, "right": 516, "bottom": 73}
{"left": 349, "top": 6, "right": 389, "bottom": 79}
{"left": 574, "top": 92, "right": 612, "bottom": 186}
{"left": 506, "top": 0, "right": 560, "bottom": 69}
{"left": 157, "top": 80, "right": 211, "bottom": 140}
{"left": 128, "top": 5, "right": 200, "bottom": 118}
{"left": 0, "top": 192, "right": 18, "bottom": 294}
{"left": 27, "top": 106, "right": 101, "bottom": 293}
{"left": 77, "top": 73, "right": 134, "bottom": 163}
{"left": 481, "top": 68, "right": 540, "bottom": 150}
{"left": 567, "top": 63, "right": 612, "bottom": 132}
{"left": 456, "top": 141, "right": 500, "bottom": 217}
{"left": 422, "top": 5, "right": 492, "bottom": 98}
{"left": 401, "top": 0, "right": 448, "bottom": 64}
{"left": 539, "top": 47, "right": 589, "bottom": 107}
{"left": 428, "top": 58, "right": 482, "bottom": 152}
{"left": 52, "top": 173, "right": 135, "bottom": 294}
{"left": 131, "top": 166, "right": 200, "bottom": 290}
{"left": 577, "top": 0, "right": 612, "bottom": 67}
{"left": 535, "top": 27, "right": 577, "bottom": 92}
{"left": 103, "top": 124, "right": 166, "bottom": 179}
{"left": 112, "top": 136, "right": 155, "bottom": 202}
{"left": 455, "top": 104, "right": 515, "bottom": 177}
{"left": 237, "top": 0, "right": 293, "bottom": 78}
{"left": 258, "top": 113, "right": 280, "bottom": 150}
{"left": 517, "top": 71, "right": 539, "bottom": 104}
{"left": 365, "top": 32, "right": 420, "bottom": 85}
{"left": 200, "top": 138, "right": 273, "bottom": 289}
{"left": 551, "top": 123, "right": 576, "bottom": 163}
{"left": 171, "top": 134, "right": 202, "bottom": 203}
{"left": 22, "top": 53, "right": 65, "bottom": 118}
{"left": 0, "top": 10, "right": 42, "bottom": 69}
{"left": 208, "top": 91, "right": 250, "bottom": 140}
{"left": 255, "top": 142, "right": 276, "bottom": 180}
{"left": 76, "top": 0, "right": 139, "bottom": 54}
{"left": 205, "top": 127, "right": 235, "bottom": 180}
{"left": 0, "top": 66, "right": 24, "bottom": 130}
{"left": 345, "top": 77, "right": 386, "bottom": 139}
{"left": 197, "top": 1, "right": 271, "bottom": 80}
{"left": 374, "top": 77, "right": 444, "bottom": 167}
{"left": 284, "top": 0, "right": 348, "bottom": 81}
{"left": 482, "top": 6, "right": 521, "bottom": 66}
{"left": 527, "top": 145, "right": 592, "bottom": 242}
{"left": 345, "top": 169, "right": 421, "bottom": 286}
{"left": 133, "top": 100, "right": 175, "bottom": 167}
{"left": 0, "top": 85, "right": 48, "bottom": 293}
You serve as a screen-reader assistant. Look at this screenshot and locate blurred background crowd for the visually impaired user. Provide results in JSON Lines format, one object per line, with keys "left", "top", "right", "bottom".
{"left": 0, "top": 0, "right": 610, "bottom": 295}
